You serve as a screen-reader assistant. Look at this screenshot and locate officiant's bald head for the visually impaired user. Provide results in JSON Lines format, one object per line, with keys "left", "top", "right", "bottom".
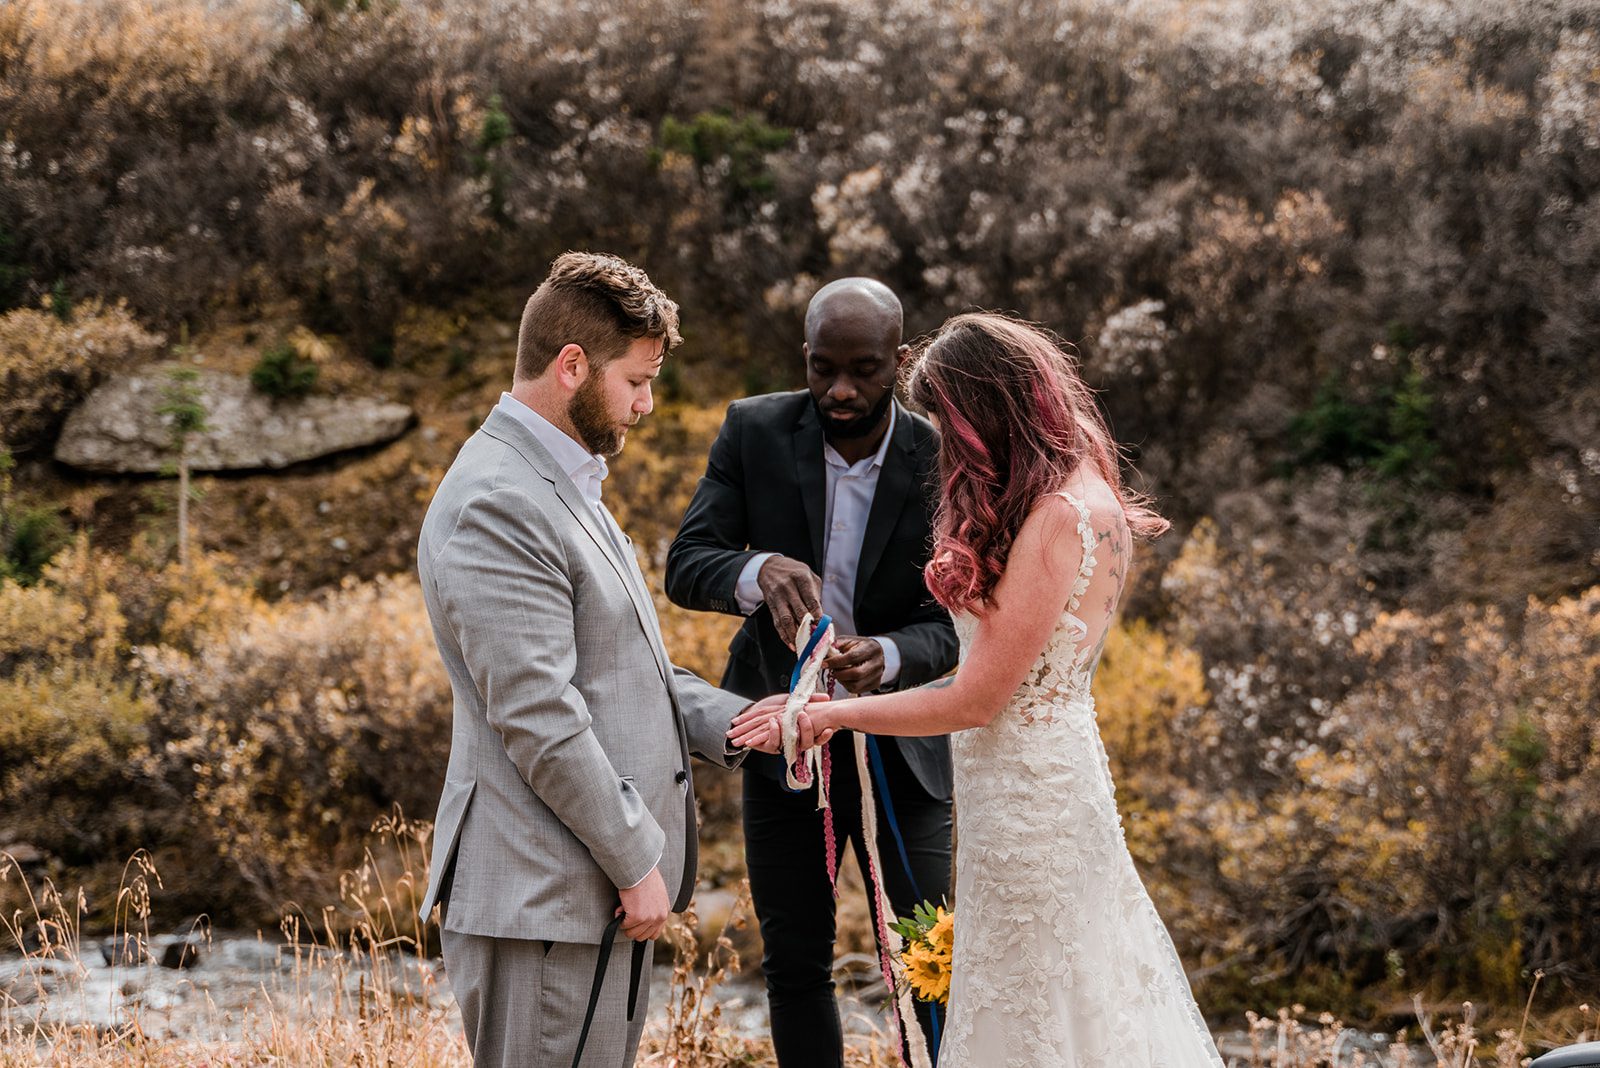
{"left": 804, "top": 277, "right": 904, "bottom": 349}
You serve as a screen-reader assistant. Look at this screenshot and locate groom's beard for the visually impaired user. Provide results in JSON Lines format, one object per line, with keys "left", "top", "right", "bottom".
{"left": 570, "top": 375, "right": 634, "bottom": 457}
{"left": 813, "top": 389, "right": 893, "bottom": 441}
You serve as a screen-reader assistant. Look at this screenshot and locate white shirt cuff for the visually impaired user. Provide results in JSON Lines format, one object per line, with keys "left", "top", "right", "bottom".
{"left": 621, "top": 851, "right": 662, "bottom": 890}
{"left": 876, "top": 636, "right": 902, "bottom": 686}
{"left": 734, "top": 552, "right": 777, "bottom": 615}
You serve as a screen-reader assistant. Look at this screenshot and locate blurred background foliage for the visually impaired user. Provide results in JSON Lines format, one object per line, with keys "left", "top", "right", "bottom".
{"left": 0, "top": 0, "right": 1597, "bottom": 1025}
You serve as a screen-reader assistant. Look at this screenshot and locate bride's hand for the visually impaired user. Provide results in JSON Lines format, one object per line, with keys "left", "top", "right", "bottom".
{"left": 798, "top": 708, "right": 838, "bottom": 750}
{"left": 728, "top": 693, "right": 831, "bottom": 753}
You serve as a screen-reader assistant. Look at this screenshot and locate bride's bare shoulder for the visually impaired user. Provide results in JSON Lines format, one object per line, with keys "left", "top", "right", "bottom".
{"left": 1012, "top": 480, "right": 1124, "bottom": 566}
{"left": 1014, "top": 492, "right": 1089, "bottom": 566}
{"left": 1023, "top": 478, "right": 1120, "bottom": 529}
{"left": 1059, "top": 476, "right": 1124, "bottom": 519}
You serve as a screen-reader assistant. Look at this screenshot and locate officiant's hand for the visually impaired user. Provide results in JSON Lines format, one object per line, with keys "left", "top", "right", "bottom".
{"left": 757, "top": 555, "right": 823, "bottom": 650}
{"left": 727, "top": 693, "right": 833, "bottom": 753}
{"left": 825, "top": 635, "right": 885, "bottom": 694}
{"left": 617, "top": 866, "right": 670, "bottom": 941}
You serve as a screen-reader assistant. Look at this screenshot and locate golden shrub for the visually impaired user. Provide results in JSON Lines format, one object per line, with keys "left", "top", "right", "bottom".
{"left": 614, "top": 401, "right": 746, "bottom": 685}
{"left": 0, "top": 300, "right": 163, "bottom": 450}
{"left": 142, "top": 572, "right": 452, "bottom": 909}
{"left": 0, "top": 664, "right": 157, "bottom": 854}
{"left": 0, "top": 539, "right": 451, "bottom": 921}
{"left": 1138, "top": 570, "right": 1600, "bottom": 1009}
{"left": 0, "top": 535, "right": 126, "bottom": 673}
{"left": 1092, "top": 620, "right": 1212, "bottom": 868}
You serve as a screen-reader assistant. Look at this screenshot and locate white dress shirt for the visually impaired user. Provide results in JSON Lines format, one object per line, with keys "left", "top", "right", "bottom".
{"left": 497, "top": 392, "right": 609, "bottom": 513}
{"left": 734, "top": 402, "right": 903, "bottom": 689}
{"left": 494, "top": 392, "right": 658, "bottom": 888}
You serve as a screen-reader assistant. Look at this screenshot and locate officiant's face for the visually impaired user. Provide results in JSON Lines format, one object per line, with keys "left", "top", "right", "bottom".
{"left": 570, "top": 336, "right": 664, "bottom": 457}
{"left": 805, "top": 313, "right": 901, "bottom": 442}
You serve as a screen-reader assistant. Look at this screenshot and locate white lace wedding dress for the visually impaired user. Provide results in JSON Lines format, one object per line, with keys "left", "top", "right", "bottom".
{"left": 940, "top": 491, "right": 1224, "bottom": 1067}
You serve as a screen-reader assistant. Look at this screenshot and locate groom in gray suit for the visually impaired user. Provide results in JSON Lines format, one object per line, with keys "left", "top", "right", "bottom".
{"left": 416, "top": 252, "right": 801, "bottom": 1067}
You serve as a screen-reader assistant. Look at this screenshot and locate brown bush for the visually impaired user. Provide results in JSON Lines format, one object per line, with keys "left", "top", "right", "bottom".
{"left": 0, "top": 541, "right": 450, "bottom": 923}
{"left": 0, "top": 300, "right": 162, "bottom": 452}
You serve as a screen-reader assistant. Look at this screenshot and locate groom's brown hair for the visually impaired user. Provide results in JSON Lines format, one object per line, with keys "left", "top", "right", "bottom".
{"left": 514, "top": 252, "right": 682, "bottom": 381}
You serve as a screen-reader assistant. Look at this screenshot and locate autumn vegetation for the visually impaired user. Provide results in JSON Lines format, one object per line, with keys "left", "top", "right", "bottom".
{"left": 1, "top": 0, "right": 1597, "bottom": 1056}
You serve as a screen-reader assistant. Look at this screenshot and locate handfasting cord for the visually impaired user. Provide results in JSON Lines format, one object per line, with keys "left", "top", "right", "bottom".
{"left": 782, "top": 614, "right": 840, "bottom": 889}
{"left": 779, "top": 616, "right": 934, "bottom": 1068}
{"left": 781, "top": 613, "right": 834, "bottom": 798}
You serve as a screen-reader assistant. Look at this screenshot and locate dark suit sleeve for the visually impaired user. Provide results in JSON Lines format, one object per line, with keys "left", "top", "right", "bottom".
{"left": 879, "top": 603, "right": 960, "bottom": 689}
{"left": 665, "top": 401, "right": 761, "bottom": 616}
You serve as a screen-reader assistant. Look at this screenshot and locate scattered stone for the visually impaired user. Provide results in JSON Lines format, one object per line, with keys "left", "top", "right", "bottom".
{"left": 98, "top": 933, "right": 147, "bottom": 967}
{"left": 160, "top": 933, "right": 208, "bottom": 970}
{"left": 693, "top": 888, "right": 738, "bottom": 939}
{"left": 833, "top": 952, "right": 889, "bottom": 1001}
{"left": 54, "top": 363, "right": 413, "bottom": 473}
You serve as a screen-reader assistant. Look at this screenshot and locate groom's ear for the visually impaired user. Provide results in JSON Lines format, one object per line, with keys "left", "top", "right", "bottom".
{"left": 895, "top": 343, "right": 912, "bottom": 369}
{"left": 553, "top": 343, "right": 590, "bottom": 391}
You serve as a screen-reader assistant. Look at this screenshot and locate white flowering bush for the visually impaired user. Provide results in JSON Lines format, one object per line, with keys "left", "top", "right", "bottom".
{"left": 1094, "top": 299, "right": 1170, "bottom": 379}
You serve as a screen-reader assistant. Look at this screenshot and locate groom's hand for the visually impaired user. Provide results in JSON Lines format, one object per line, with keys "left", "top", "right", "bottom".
{"left": 757, "top": 556, "right": 823, "bottom": 650}
{"left": 825, "top": 636, "right": 885, "bottom": 694}
{"left": 727, "top": 693, "right": 831, "bottom": 753}
{"left": 617, "top": 867, "right": 670, "bottom": 941}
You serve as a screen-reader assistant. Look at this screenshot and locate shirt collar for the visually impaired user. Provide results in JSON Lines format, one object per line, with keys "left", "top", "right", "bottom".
{"left": 823, "top": 399, "right": 897, "bottom": 472}
{"left": 496, "top": 392, "right": 608, "bottom": 499}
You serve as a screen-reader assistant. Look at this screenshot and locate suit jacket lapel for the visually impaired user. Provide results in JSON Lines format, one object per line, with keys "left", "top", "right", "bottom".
{"left": 855, "top": 401, "right": 916, "bottom": 618}
{"left": 481, "top": 409, "right": 670, "bottom": 684}
{"left": 792, "top": 403, "right": 826, "bottom": 569}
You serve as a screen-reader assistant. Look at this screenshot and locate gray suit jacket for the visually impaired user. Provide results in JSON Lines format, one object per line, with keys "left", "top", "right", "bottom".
{"left": 416, "top": 406, "right": 748, "bottom": 943}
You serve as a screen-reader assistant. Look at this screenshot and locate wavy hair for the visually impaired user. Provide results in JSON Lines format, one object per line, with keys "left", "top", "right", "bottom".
{"left": 906, "top": 312, "right": 1168, "bottom": 615}
{"left": 514, "top": 251, "right": 681, "bottom": 381}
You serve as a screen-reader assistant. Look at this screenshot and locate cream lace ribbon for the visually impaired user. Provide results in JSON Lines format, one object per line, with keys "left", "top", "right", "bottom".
{"left": 781, "top": 613, "right": 833, "bottom": 805}
{"left": 779, "top": 613, "right": 933, "bottom": 1068}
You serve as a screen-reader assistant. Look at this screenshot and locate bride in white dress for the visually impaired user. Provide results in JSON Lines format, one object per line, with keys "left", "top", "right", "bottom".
{"left": 730, "top": 312, "right": 1224, "bottom": 1067}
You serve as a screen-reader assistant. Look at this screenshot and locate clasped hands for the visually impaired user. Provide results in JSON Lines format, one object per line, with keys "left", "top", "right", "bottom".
{"left": 728, "top": 691, "right": 836, "bottom": 755}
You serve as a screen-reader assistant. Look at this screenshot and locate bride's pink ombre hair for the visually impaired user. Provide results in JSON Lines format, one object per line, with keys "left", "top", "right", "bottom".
{"left": 906, "top": 312, "right": 1168, "bottom": 615}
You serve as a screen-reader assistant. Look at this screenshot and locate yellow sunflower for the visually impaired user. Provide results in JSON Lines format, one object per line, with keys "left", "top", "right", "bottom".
{"left": 901, "top": 941, "right": 952, "bottom": 1004}
{"left": 926, "top": 907, "right": 954, "bottom": 955}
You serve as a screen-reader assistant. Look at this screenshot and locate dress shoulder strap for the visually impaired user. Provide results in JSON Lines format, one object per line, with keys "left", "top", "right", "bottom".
{"left": 1054, "top": 491, "right": 1099, "bottom": 615}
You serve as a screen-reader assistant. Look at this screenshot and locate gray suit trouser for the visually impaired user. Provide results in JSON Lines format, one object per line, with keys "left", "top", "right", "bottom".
{"left": 441, "top": 923, "right": 652, "bottom": 1068}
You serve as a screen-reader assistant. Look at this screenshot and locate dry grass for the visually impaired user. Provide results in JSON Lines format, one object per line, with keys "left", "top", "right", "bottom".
{"left": 0, "top": 811, "right": 900, "bottom": 1067}
{"left": 1, "top": 813, "right": 1592, "bottom": 1067}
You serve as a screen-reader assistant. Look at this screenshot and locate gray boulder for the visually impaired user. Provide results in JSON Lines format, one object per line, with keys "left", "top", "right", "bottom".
{"left": 54, "top": 363, "right": 413, "bottom": 473}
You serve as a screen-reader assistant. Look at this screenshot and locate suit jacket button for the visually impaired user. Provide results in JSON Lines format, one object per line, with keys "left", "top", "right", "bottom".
{"left": 675, "top": 770, "right": 688, "bottom": 784}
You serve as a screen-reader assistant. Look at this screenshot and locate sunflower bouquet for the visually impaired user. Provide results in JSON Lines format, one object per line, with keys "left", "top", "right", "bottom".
{"left": 891, "top": 900, "right": 954, "bottom": 1005}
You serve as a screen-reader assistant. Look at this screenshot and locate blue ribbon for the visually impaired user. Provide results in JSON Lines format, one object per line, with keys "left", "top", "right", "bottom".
{"left": 788, "top": 614, "right": 834, "bottom": 691}
{"left": 865, "top": 733, "right": 942, "bottom": 1060}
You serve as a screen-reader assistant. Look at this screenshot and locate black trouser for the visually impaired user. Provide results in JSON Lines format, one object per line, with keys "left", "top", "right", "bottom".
{"left": 743, "top": 731, "right": 953, "bottom": 1068}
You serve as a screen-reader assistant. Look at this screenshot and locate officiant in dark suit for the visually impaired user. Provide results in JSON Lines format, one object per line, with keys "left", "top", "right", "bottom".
{"left": 666, "top": 278, "right": 958, "bottom": 1067}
